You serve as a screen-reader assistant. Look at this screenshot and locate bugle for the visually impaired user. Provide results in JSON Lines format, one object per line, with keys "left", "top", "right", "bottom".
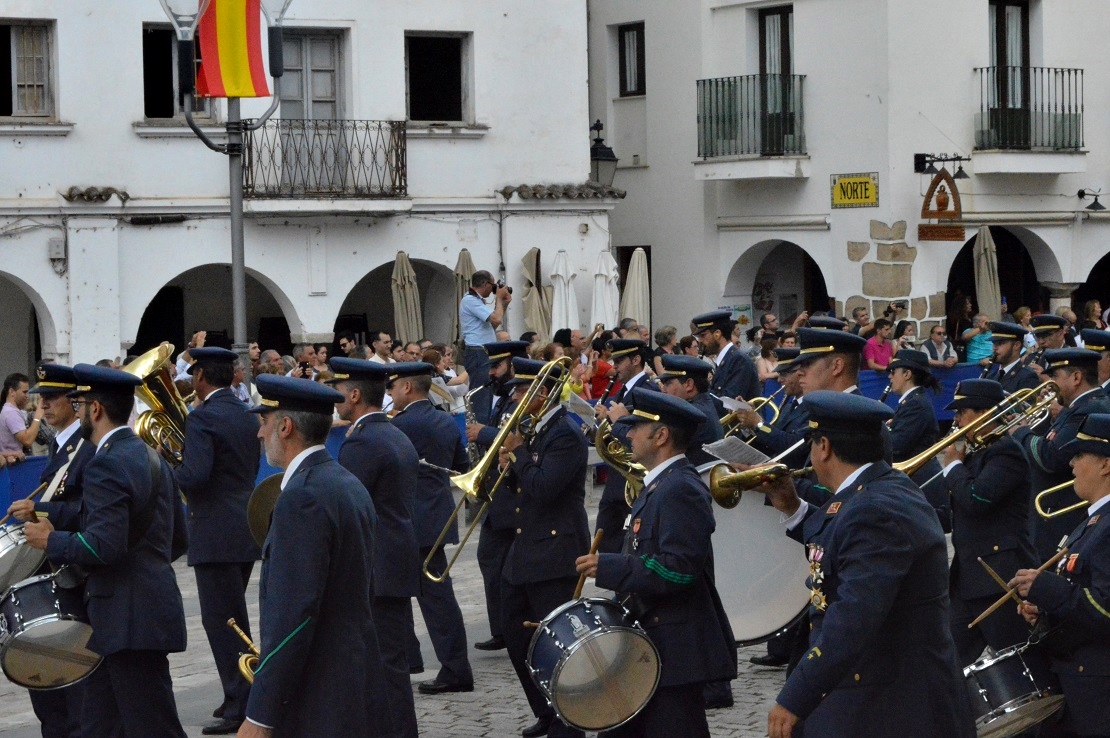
{"left": 227, "top": 618, "right": 260, "bottom": 684}
{"left": 708, "top": 462, "right": 812, "bottom": 509}
{"left": 423, "top": 356, "right": 572, "bottom": 583}
{"left": 1034, "top": 480, "right": 1087, "bottom": 519}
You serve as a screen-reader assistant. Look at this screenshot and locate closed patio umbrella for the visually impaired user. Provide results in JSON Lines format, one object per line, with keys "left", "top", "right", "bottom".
{"left": 549, "top": 250, "right": 580, "bottom": 336}
{"left": 452, "top": 249, "right": 477, "bottom": 343}
{"left": 590, "top": 250, "right": 620, "bottom": 330}
{"left": 974, "top": 226, "right": 1002, "bottom": 321}
{"left": 521, "top": 247, "right": 552, "bottom": 343}
{"left": 391, "top": 251, "right": 423, "bottom": 343}
{"left": 620, "top": 247, "right": 651, "bottom": 333}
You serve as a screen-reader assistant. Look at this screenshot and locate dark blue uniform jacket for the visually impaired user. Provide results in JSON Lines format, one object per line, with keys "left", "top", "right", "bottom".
{"left": 750, "top": 396, "right": 810, "bottom": 469}
{"left": 596, "top": 376, "right": 659, "bottom": 554}
{"left": 473, "top": 388, "right": 518, "bottom": 531}
{"left": 890, "top": 388, "right": 944, "bottom": 508}
{"left": 687, "top": 392, "right": 724, "bottom": 468}
{"left": 710, "top": 344, "right": 760, "bottom": 405}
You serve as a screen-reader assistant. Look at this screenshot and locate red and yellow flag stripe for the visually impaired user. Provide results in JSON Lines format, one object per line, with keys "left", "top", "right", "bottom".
{"left": 196, "top": 0, "right": 270, "bottom": 98}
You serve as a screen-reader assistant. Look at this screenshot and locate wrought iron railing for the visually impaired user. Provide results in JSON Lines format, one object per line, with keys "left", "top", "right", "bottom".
{"left": 243, "top": 119, "right": 407, "bottom": 198}
{"left": 696, "top": 74, "right": 806, "bottom": 158}
{"left": 974, "top": 66, "right": 1083, "bottom": 150}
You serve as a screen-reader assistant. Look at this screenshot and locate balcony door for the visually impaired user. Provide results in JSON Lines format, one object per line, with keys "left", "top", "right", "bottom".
{"left": 988, "top": 0, "right": 1030, "bottom": 148}
{"left": 759, "top": 6, "right": 795, "bottom": 155}
{"left": 278, "top": 32, "right": 345, "bottom": 193}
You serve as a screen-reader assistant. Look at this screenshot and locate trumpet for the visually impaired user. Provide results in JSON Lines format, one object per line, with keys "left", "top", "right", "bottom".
{"left": 423, "top": 356, "right": 572, "bottom": 583}
{"left": 721, "top": 387, "right": 784, "bottom": 439}
{"left": 227, "top": 618, "right": 260, "bottom": 684}
{"left": 708, "top": 462, "right": 812, "bottom": 508}
{"left": 1034, "top": 480, "right": 1087, "bottom": 519}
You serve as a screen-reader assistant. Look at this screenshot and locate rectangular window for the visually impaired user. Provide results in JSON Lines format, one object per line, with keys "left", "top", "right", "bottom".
{"left": 405, "top": 33, "right": 468, "bottom": 122}
{"left": 141, "top": 26, "right": 209, "bottom": 119}
{"left": 618, "top": 22, "right": 645, "bottom": 97}
{"left": 0, "top": 22, "right": 53, "bottom": 118}
{"left": 280, "top": 31, "right": 341, "bottom": 120}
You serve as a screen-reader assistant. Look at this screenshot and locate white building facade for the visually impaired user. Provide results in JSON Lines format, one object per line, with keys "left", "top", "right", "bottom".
{"left": 589, "top": 0, "right": 1110, "bottom": 336}
{"left": 0, "top": 0, "right": 616, "bottom": 374}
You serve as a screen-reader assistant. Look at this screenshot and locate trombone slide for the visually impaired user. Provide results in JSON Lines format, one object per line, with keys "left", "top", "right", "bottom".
{"left": 1034, "top": 480, "right": 1087, "bottom": 520}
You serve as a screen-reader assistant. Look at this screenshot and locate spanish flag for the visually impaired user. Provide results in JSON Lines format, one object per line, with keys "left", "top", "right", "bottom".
{"left": 196, "top": 0, "right": 270, "bottom": 98}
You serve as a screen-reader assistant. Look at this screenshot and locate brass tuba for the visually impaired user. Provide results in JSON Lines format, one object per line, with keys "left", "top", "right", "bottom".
{"left": 227, "top": 618, "right": 259, "bottom": 684}
{"left": 594, "top": 417, "right": 646, "bottom": 507}
{"left": 122, "top": 344, "right": 191, "bottom": 467}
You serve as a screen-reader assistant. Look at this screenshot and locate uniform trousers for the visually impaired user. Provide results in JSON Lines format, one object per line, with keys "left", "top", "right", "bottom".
{"left": 476, "top": 523, "right": 514, "bottom": 638}
{"left": 194, "top": 561, "right": 254, "bottom": 721}
{"left": 82, "top": 649, "right": 186, "bottom": 738}
{"left": 502, "top": 575, "right": 584, "bottom": 738}
{"left": 373, "top": 596, "right": 419, "bottom": 738}
{"left": 29, "top": 680, "right": 84, "bottom": 738}
{"left": 409, "top": 546, "right": 473, "bottom": 686}
{"left": 599, "top": 683, "right": 709, "bottom": 738}
{"left": 949, "top": 589, "right": 1039, "bottom": 667}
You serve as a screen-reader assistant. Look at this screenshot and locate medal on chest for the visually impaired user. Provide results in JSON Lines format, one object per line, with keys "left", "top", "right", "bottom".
{"left": 807, "top": 544, "right": 828, "bottom": 612}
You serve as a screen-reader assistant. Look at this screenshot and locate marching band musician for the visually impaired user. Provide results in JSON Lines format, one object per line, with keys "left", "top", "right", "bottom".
{"left": 240, "top": 374, "right": 394, "bottom": 738}
{"left": 691, "top": 309, "right": 760, "bottom": 408}
{"left": 173, "top": 347, "right": 261, "bottom": 735}
{"left": 1011, "top": 348, "right": 1110, "bottom": 561}
{"left": 8, "top": 364, "right": 95, "bottom": 738}
{"left": 595, "top": 339, "right": 659, "bottom": 555}
{"left": 1082, "top": 329, "right": 1110, "bottom": 392}
{"left": 576, "top": 390, "right": 737, "bottom": 738}
{"left": 328, "top": 357, "right": 422, "bottom": 738}
{"left": 496, "top": 358, "right": 591, "bottom": 738}
{"left": 885, "top": 349, "right": 945, "bottom": 514}
{"left": 466, "top": 339, "right": 532, "bottom": 652}
{"left": 939, "top": 379, "right": 1038, "bottom": 666}
{"left": 1010, "top": 413, "right": 1110, "bottom": 738}
{"left": 656, "top": 354, "right": 723, "bottom": 467}
{"left": 1027, "top": 314, "right": 1071, "bottom": 374}
{"left": 22, "top": 364, "right": 188, "bottom": 737}
{"left": 983, "top": 321, "right": 1041, "bottom": 393}
{"left": 388, "top": 362, "right": 475, "bottom": 694}
{"left": 724, "top": 347, "right": 809, "bottom": 471}
{"left": 757, "top": 392, "right": 973, "bottom": 738}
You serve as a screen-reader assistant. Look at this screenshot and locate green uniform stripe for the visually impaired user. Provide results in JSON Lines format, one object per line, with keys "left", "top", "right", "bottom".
{"left": 970, "top": 492, "right": 991, "bottom": 504}
{"left": 641, "top": 555, "right": 694, "bottom": 585}
{"left": 256, "top": 616, "right": 312, "bottom": 674}
{"left": 1084, "top": 589, "right": 1110, "bottom": 620}
{"left": 76, "top": 533, "right": 104, "bottom": 563}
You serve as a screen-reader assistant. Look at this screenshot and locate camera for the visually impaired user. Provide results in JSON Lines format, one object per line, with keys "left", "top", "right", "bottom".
{"left": 496, "top": 279, "right": 513, "bottom": 295}
{"left": 893, "top": 301, "right": 906, "bottom": 309}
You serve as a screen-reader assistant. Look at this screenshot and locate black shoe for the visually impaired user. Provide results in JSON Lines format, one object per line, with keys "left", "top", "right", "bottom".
{"left": 474, "top": 636, "right": 506, "bottom": 651}
{"left": 749, "top": 654, "right": 789, "bottom": 667}
{"left": 211, "top": 706, "right": 225, "bottom": 719}
{"left": 418, "top": 679, "right": 474, "bottom": 695}
{"left": 522, "top": 714, "right": 553, "bottom": 737}
{"left": 704, "top": 695, "right": 734, "bottom": 709}
{"left": 201, "top": 718, "right": 243, "bottom": 735}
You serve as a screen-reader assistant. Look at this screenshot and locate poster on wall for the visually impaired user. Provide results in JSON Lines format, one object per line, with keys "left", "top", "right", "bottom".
{"left": 778, "top": 294, "right": 799, "bottom": 322}
{"left": 719, "top": 303, "right": 754, "bottom": 331}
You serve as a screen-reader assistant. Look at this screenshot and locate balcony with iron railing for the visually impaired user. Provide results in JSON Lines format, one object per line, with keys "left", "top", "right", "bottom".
{"left": 972, "top": 66, "right": 1087, "bottom": 174}
{"left": 694, "top": 74, "right": 809, "bottom": 180}
{"left": 243, "top": 119, "right": 409, "bottom": 204}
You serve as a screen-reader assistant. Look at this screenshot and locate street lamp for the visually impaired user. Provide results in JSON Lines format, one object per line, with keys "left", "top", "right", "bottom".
{"left": 589, "top": 119, "right": 619, "bottom": 188}
{"left": 156, "top": 0, "right": 289, "bottom": 378}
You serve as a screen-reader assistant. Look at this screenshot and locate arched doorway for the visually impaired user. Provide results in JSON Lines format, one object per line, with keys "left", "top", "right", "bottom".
{"left": 0, "top": 275, "right": 43, "bottom": 376}
{"left": 133, "top": 266, "right": 293, "bottom": 356}
{"left": 947, "top": 227, "right": 1049, "bottom": 315}
{"left": 1073, "top": 251, "right": 1110, "bottom": 320}
{"left": 335, "top": 259, "right": 455, "bottom": 345}
{"left": 724, "top": 241, "right": 830, "bottom": 324}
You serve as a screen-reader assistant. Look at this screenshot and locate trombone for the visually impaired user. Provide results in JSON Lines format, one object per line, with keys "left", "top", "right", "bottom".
{"left": 1035, "top": 480, "right": 1087, "bottom": 519}
{"left": 422, "top": 356, "right": 572, "bottom": 583}
{"left": 721, "top": 387, "right": 784, "bottom": 439}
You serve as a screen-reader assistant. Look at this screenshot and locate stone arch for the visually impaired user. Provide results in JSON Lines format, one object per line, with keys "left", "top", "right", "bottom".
{"left": 0, "top": 271, "right": 58, "bottom": 374}
{"left": 335, "top": 258, "right": 456, "bottom": 345}
{"left": 946, "top": 226, "right": 1061, "bottom": 314}
{"left": 723, "top": 239, "right": 831, "bottom": 321}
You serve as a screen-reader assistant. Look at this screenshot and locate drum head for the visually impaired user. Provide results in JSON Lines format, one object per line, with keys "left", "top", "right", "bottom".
{"left": 1, "top": 619, "right": 102, "bottom": 690}
{"left": 550, "top": 627, "right": 660, "bottom": 732}
{"left": 978, "top": 694, "right": 1064, "bottom": 738}
{"left": 0, "top": 526, "right": 46, "bottom": 592}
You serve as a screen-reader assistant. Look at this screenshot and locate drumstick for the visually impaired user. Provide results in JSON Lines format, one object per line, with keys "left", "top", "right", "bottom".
{"left": 573, "top": 529, "right": 604, "bottom": 600}
{"left": 977, "top": 557, "right": 1023, "bottom": 606}
{"left": 523, "top": 621, "right": 541, "bottom": 629}
{"left": 0, "top": 482, "right": 48, "bottom": 526}
{"left": 968, "top": 547, "right": 1068, "bottom": 629}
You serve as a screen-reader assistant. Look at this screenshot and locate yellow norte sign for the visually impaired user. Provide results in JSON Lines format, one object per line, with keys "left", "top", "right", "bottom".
{"left": 831, "top": 173, "right": 879, "bottom": 208}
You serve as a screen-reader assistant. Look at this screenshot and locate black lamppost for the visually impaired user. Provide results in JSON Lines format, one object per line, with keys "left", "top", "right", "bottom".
{"left": 589, "top": 119, "right": 619, "bottom": 187}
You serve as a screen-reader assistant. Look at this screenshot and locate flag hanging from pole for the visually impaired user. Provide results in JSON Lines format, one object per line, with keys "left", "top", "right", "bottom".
{"left": 196, "top": 0, "right": 270, "bottom": 98}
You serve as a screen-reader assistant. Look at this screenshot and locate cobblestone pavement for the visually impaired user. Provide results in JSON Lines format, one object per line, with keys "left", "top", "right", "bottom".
{"left": 0, "top": 484, "right": 784, "bottom": 737}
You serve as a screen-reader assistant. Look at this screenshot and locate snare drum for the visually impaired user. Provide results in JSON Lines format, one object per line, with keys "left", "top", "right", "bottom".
{"left": 0, "top": 573, "right": 102, "bottom": 689}
{"left": 963, "top": 644, "right": 1064, "bottom": 738}
{"left": 527, "top": 597, "right": 660, "bottom": 732}
{"left": 0, "top": 524, "right": 47, "bottom": 593}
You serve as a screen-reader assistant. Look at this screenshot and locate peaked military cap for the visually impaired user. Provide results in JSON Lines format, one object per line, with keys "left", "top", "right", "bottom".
{"left": 69, "top": 363, "right": 143, "bottom": 397}
{"left": 691, "top": 310, "right": 734, "bottom": 335}
{"left": 989, "top": 321, "right": 1029, "bottom": 343}
{"left": 774, "top": 347, "right": 801, "bottom": 373}
{"left": 1062, "top": 413, "right": 1110, "bottom": 457}
{"left": 326, "top": 357, "right": 390, "bottom": 383}
{"left": 384, "top": 361, "right": 435, "bottom": 387}
{"left": 791, "top": 327, "right": 867, "bottom": 366}
{"left": 483, "top": 340, "right": 531, "bottom": 362}
{"left": 249, "top": 373, "right": 343, "bottom": 415}
{"left": 186, "top": 347, "right": 239, "bottom": 374}
{"left": 803, "top": 391, "right": 893, "bottom": 434}
{"left": 30, "top": 363, "right": 78, "bottom": 395}
{"left": 807, "top": 315, "right": 848, "bottom": 331}
{"left": 1081, "top": 329, "right": 1110, "bottom": 353}
{"left": 1042, "top": 348, "right": 1101, "bottom": 372}
{"left": 945, "top": 378, "right": 1004, "bottom": 411}
{"left": 607, "top": 339, "right": 648, "bottom": 360}
{"left": 620, "top": 387, "right": 706, "bottom": 434}
{"left": 503, "top": 357, "right": 565, "bottom": 389}
{"left": 658, "top": 354, "right": 712, "bottom": 381}
{"left": 887, "top": 349, "right": 932, "bottom": 375}
{"left": 1029, "top": 314, "right": 1069, "bottom": 334}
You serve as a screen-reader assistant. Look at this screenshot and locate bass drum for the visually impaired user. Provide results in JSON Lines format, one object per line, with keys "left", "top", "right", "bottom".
{"left": 699, "top": 462, "right": 811, "bottom": 645}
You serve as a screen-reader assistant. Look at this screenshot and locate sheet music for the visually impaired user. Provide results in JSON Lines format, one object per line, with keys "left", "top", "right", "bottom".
{"left": 719, "top": 396, "right": 752, "bottom": 413}
{"left": 703, "top": 436, "right": 770, "bottom": 466}
{"left": 563, "top": 393, "right": 597, "bottom": 431}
